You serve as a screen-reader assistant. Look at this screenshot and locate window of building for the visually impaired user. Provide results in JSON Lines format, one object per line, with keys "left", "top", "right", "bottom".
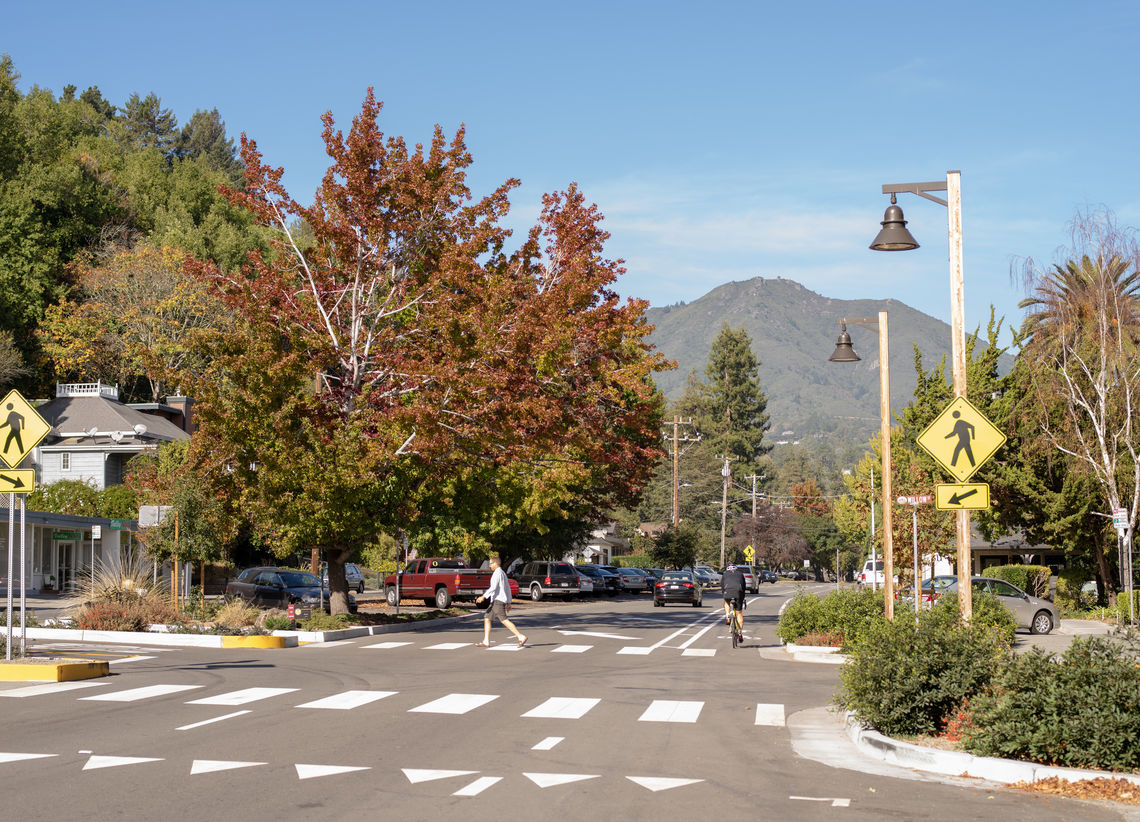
{"left": 61, "top": 453, "right": 70, "bottom": 471}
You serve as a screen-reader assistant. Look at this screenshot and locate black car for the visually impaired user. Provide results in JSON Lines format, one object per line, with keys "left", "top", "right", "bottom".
{"left": 511, "top": 561, "right": 581, "bottom": 601}
{"left": 653, "top": 570, "right": 703, "bottom": 607}
{"left": 576, "top": 564, "right": 620, "bottom": 597}
{"left": 226, "top": 566, "right": 357, "bottom": 612}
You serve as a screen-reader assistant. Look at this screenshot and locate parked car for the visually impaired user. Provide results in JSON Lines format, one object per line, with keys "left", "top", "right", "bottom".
{"left": 692, "top": 569, "right": 712, "bottom": 587}
{"left": 226, "top": 567, "right": 357, "bottom": 612}
{"left": 321, "top": 562, "right": 365, "bottom": 594}
{"left": 926, "top": 575, "right": 1058, "bottom": 634}
{"left": 384, "top": 558, "right": 493, "bottom": 609}
{"left": 571, "top": 567, "right": 595, "bottom": 597}
{"left": 739, "top": 565, "right": 760, "bottom": 593}
{"left": 759, "top": 569, "right": 778, "bottom": 584}
{"left": 576, "top": 564, "right": 619, "bottom": 596}
{"left": 598, "top": 565, "right": 645, "bottom": 592}
{"left": 857, "top": 559, "right": 885, "bottom": 587}
{"left": 653, "top": 570, "right": 703, "bottom": 607}
{"left": 511, "top": 561, "right": 581, "bottom": 601}
{"left": 695, "top": 565, "right": 722, "bottom": 585}
{"left": 641, "top": 568, "right": 662, "bottom": 589}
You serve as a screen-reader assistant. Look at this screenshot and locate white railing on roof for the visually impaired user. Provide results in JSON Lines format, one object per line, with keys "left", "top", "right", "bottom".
{"left": 56, "top": 381, "right": 119, "bottom": 400}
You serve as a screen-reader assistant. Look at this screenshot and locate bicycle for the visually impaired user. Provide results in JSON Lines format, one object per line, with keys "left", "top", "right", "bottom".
{"left": 728, "top": 599, "right": 743, "bottom": 648}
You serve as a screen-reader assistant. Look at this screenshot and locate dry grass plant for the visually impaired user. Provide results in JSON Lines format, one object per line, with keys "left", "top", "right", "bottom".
{"left": 214, "top": 598, "right": 261, "bottom": 629}
{"left": 78, "top": 552, "right": 169, "bottom": 604}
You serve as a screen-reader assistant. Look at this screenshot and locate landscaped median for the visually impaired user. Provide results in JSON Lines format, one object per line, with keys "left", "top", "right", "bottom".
{"left": 0, "top": 658, "right": 109, "bottom": 682}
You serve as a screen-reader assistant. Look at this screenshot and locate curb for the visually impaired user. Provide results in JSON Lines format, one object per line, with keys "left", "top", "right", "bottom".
{"left": 844, "top": 711, "right": 1140, "bottom": 787}
{"left": 273, "top": 611, "right": 479, "bottom": 643}
{"left": 781, "top": 642, "right": 849, "bottom": 664}
{"left": 19, "top": 627, "right": 299, "bottom": 649}
{"left": 0, "top": 658, "right": 110, "bottom": 682}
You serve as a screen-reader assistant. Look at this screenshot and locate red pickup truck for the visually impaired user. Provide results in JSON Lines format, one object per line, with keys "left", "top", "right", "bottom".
{"left": 384, "top": 558, "right": 493, "bottom": 609}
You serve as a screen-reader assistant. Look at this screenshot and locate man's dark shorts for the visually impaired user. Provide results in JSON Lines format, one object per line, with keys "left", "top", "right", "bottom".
{"left": 485, "top": 599, "right": 508, "bottom": 621}
{"left": 723, "top": 593, "right": 745, "bottom": 610}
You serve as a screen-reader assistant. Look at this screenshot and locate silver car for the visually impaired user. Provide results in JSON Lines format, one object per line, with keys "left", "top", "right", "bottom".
{"left": 933, "top": 576, "right": 1058, "bottom": 634}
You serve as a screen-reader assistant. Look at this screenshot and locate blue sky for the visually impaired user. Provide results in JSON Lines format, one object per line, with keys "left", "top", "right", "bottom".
{"left": 7, "top": 1, "right": 1140, "bottom": 343}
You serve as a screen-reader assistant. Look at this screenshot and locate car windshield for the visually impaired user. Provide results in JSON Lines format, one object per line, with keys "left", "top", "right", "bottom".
{"left": 661, "top": 572, "right": 691, "bottom": 581}
{"left": 280, "top": 572, "right": 320, "bottom": 587}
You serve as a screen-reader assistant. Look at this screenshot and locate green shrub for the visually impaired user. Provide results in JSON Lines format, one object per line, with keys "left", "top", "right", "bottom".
{"left": 776, "top": 587, "right": 884, "bottom": 648}
{"left": 262, "top": 614, "right": 294, "bottom": 631}
{"left": 1055, "top": 567, "right": 1095, "bottom": 613}
{"left": 836, "top": 594, "right": 1013, "bottom": 737}
{"left": 298, "top": 612, "right": 355, "bottom": 631}
{"left": 961, "top": 636, "right": 1140, "bottom": 771}
{"left": 985, "top": 564, "right": 1051, "bottom": 598}
{"left": 1114, "top": 589, "right": 1140, "bottom": 623}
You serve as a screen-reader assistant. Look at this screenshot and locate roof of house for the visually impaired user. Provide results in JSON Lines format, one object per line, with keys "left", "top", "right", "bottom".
{"left": 36, "top": 395, "right": 189, "bottom": 448}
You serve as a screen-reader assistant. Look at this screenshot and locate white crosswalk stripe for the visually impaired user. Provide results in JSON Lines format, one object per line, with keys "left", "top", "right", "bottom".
{"left": 187, "top": 688, "right": 298, "bottom": 706}
{"left": 81, "top": 684, "right": 202, "bottom": 702}
{"left": 521, "top": 697, "right": 600, "bottom": 719}
{"left": 408, "top": 693, "right": 499, "bottom": 714}
{"left": 638, "top": 700, "right": 704, "bottom": 723}
{"left": 296, "top": 690, "right": 396, "bottom": 710}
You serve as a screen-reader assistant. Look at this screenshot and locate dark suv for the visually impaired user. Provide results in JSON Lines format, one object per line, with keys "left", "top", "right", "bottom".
{"left": 511, "top": 561, "right": 581, "bottom": 601}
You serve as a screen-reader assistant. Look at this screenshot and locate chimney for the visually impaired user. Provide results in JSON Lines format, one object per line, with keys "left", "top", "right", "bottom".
{"left": 166, "top": 395, "right": 195, "bottom": 433}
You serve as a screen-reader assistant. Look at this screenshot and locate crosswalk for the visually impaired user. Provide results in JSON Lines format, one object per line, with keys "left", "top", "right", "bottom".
{"left": 356, "top": 634, "right": 766, "bottom": 656}
{"left": 0, "top": 679, "right": 787, "bottom": 727}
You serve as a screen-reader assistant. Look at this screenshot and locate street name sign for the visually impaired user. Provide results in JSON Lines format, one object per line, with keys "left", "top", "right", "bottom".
{"left": 896, "top": 495, "right": 932, "bottom": 505}
{"left": 935, "top": 483, "right": 991, "bottom": 510}
{"left": 0, "top": 389, "right": 52, "bottom": 469}
{"left": 916, "top": 396, "right": 1006, "bottom": 483}
{"left": 0, "top": 469, "right": 35, "bottom": 494}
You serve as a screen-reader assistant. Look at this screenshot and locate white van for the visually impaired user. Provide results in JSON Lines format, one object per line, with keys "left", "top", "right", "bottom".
{"left": 858, "top": 559, "right": 885, "bottom": 587}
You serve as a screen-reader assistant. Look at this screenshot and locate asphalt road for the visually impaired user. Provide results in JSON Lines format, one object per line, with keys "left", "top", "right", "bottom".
{"left": 2, "top": 581, "right": 1130, "bottom": 821}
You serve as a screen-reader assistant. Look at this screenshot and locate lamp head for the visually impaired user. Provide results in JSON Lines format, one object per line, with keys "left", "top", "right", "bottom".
{"left": 829, "top": 324, "right": 861, "bottom": 363}
{"left": 870, "top": 193, "right": 919, "bottom": 251}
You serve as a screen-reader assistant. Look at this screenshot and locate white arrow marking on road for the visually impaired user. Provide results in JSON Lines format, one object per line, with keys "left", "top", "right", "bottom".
{"left": 524, "top": 772, "right": 601, "bottom": 788}
{"left": 453, "top": 776, "right": 502, "bottom": 796}
{"left": 402, "top": 768, "right": 479, "bottom": 784}
{"left": 0, "top": 752, "right": 57, "bottom": 764}
{"left": 176, "top": 711, "right": 251, "bottom": 731}
{"left": 83, "top": 755, "right": 164, "bottom": 771}
{"left": 627, "top": 776, "right": 704, "bottom": 792}
{"left": 790, "top": 795, "right": 851, "bottom": 807}
{"left": 556, "top": 630, "right": 639, "bottom": 640}
{"left": 754, "top": 703, "right": 786, "bottom": 726}
{"left": 532, "top": 737, "right": 564, "bottom": 751}
{"left": 295, "top": 763, "right": 371, "bottom": 780}
{"left": 190, "top": 759, "right": 267, "bottom": 775}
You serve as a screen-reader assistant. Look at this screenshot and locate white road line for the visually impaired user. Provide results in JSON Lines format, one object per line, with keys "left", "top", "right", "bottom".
{"left": 81, "top": 684, "right": 202, "bottom": 702}
{"left": 187, "top": 687, "right": 298, "bottom": 706}
{"left": 0, "top": 752, "right": 58, "bottom": 763}
{"left": 790, "top": 795, "right": 851, "bottom": 807}
{"left": 190, "top": 759, "right": 267, "bottom": 775}
{"left": 627, "top": 776, "right": 704, "bottom": 792}
{"left": 532, "top": 737, "right": 564, "bottom": 751}
{"left": 488, "top": 644, "right": 522, "bottom": 652}
{"left": 0, "top": 681, "right": 108, "bottom": 697}
{"left": 176, "top": 711, "right": 251, "bottom": 730}
{"left": 522, "top": 697, "right": 600, "bottom": 720}
{"left": 617, "top": 646, "right": 653, "bottom": 655}
{"left": 453, "top": 776, "right": 501, "bottom": 796}
{"left": 408, "top": 693, "right": 498, "bottom": 714}
{"left": 402, "top": 768, "right": 478, "bottom": 784}
{"left": 638, "top": 700, "right": 704, "bottom": 723}
{"left": 107, "top": 655, "right": 157, "bottom": 665}
{"left": 754, "top": 703, "right": 786, "bottom": 726}
{"left": 524, "top": 772, "right": 600, "bottom": 787}
{"left": 362, "top": 641, "right": 412, "bottom": 649}
{"left": 555, "top": 630, "right": 639, "bottom": 640}
{"left": 295, "top": 763, "right": 370, "bottom": 780}
{"left": 677, "top": 618, "right": 722, "bottom": 649}
{"left": 83, "top": 755, "right": 163, "bottom": 771}
{"left": 681, "top": 648, "right": 716, "bottom": 657}
{"left": 296, "top": 690, "right": 397, "bottom": 710}
{"left": 551, "top": 644, "right": 592, "bottom": 653}
{"left": 424, "top": 642, "right": 469, "bottom": 650}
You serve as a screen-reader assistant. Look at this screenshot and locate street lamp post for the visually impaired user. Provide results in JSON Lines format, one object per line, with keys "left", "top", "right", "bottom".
{"left": 871, "top": 171, "right": 972, "bottom": 621}
{"left": 829, "top": 311, "right": 895, "bottom": 619}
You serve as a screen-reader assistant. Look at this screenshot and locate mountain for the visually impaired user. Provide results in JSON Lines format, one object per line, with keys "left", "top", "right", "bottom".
{"left": 644, "top": 277, "right": 984, "bottom": 445}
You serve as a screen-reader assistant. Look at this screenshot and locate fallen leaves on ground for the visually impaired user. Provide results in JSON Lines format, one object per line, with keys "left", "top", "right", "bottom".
{"left": 1011, "top": 776, "right": 1140, "bottom": 805}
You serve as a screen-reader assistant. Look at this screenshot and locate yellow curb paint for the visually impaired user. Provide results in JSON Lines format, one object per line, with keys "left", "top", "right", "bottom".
{"left": 0, "top": 659, "right": 110, "bottom": 682}
{"left": 219, "top": 635, "right": 288, "bottom": 649}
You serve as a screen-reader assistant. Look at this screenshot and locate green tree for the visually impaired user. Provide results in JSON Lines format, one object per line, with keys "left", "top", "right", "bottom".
{"left": 651, "top": 522, "right": 700, "bottom": 569}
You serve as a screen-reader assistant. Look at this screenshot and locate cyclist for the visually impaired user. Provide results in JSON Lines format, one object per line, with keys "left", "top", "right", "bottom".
{"left": 721, "top": 563, "right": 746, "bottom": 632}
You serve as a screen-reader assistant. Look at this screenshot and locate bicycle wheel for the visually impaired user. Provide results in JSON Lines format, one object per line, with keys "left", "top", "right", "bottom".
{"left": 731, "top": 609, "right": 739, "bottom": 648}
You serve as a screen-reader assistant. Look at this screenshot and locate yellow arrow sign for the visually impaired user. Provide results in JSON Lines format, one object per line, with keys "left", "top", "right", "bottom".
{"left": 916, "top": 396, "right": 1006, "bottom": 482}
{"left": 0, "top": 390, "right": 52, "bottom": 469}
{"left": 0, "top": 469, "right": 35, "bottom": 494}
{"left": 935, "top": 483, "right": 990, "bottom": 510}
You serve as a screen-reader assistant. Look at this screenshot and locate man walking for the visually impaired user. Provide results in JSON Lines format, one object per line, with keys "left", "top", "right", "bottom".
{"left": 475, "top": 555, "right": 527, "bottom": 648}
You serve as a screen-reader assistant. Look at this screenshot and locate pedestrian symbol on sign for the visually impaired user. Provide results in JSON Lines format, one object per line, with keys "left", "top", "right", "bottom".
{"left": 916, "top": 396, "right": 1006, "bottom": 483}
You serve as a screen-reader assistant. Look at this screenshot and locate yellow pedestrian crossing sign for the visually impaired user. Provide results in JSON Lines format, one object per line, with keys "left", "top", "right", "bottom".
{"left": 0, "top": 389, "right": 52, "bottom": 469}
{"left": 916, "top": 396, "right": 1005, "bottom": 483}
{"left": 744, "top": 545, "right": 755, "bottom": 562}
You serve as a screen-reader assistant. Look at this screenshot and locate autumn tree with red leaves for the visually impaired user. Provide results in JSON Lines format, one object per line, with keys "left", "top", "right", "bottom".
{"left": 185, "top": 91, "right": 668, "bottom": 612}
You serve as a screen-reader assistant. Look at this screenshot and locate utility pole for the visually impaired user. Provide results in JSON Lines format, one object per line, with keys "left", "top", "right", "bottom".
{"left": 718, "top": 455, "right": 737, "bottom": 568}
{"left": 662, "top": 416, "right": 700, "bottom": 529}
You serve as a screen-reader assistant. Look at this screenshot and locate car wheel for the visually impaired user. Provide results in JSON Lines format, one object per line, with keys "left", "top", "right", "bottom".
{"left": 1030, "top": 610, "right": 1054, "bottom": 635}
{"left": 434, "top": 587, "right": 452, "bottom": 610}
{"left": 530, "top": 584, "right": 544, "bottom": 602}
{"left": 385, "top": 586, "right": 398, "bottom": 607}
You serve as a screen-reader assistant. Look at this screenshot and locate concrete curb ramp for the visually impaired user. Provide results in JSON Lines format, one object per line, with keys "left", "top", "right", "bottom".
{"left": 0, "top": 658, "right": 110, "bottom": 682}
{"left": 845, "top": 712, "right": 1140, "bottom": 788}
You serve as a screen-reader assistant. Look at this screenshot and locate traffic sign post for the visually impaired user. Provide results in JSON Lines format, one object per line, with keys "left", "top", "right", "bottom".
{"left": 897, "top": 495, "right": 933, "bottom": 616}
{"left": 916, "top": 396, "right": 1006, "bottom": 483}
{"left": 935, "top": 483, "right": 991, "bottom": 511}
